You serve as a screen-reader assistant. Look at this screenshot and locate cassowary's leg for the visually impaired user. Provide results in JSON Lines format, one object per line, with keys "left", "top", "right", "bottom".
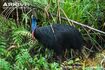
{"left": 64, "top": 49, "right": 68, "bottom": 60}
{"left": 70, "top": 49, "right": 79, "bottom": 59}
{"left": 53, "top": 46, "right": 64, "bottom": 62}
{"left": 56, "top": 56, "right": 62, "bottom": 63}
{"left": 29, "top": 47, "right": 36, "bottom": 57}
{"left": 70, "top": 49, "right": 73, "bottom": 59}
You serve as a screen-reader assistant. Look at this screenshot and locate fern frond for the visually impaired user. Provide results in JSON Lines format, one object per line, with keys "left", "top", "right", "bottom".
{"left": 14, "top": 49, "right": 34, "bottom": 70}
{"left": 0, "top": 58, "right": 12, "bottom": 70}
{"left": 12, "top": 27, "right": 35, "bottom": 48}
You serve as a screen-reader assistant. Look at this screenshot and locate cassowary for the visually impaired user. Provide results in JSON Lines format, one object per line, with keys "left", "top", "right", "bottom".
{"left": 31, "top": 16, "right": 83, "bottom": 58}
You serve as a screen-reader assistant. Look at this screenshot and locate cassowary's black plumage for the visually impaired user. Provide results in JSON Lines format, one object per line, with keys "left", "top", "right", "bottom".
{"left": 33, "top": 24, "right": 83, "bottom": 56}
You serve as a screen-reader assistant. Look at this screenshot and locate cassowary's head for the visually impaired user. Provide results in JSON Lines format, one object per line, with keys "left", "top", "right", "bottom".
{"left": 31, "top": 15, "right": 37, "bottom": 39}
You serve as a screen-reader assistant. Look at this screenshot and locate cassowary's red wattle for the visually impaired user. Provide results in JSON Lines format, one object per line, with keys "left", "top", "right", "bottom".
{"left": 31, "top": 17, "right": 83, "bottom": 57}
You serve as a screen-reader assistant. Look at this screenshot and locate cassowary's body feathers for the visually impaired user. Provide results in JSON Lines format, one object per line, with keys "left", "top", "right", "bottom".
{"left": 34, "top": 24, "right": 83, "bottom": 55}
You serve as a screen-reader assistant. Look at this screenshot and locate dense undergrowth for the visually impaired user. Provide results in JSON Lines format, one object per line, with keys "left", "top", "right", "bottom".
{"left": 0, "top": 0, "right": 105, "bottom": 70}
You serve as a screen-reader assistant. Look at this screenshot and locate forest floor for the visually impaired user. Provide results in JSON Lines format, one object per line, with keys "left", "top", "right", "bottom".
{"left": 62, "top": 50, "right": 105, "bottom": 70}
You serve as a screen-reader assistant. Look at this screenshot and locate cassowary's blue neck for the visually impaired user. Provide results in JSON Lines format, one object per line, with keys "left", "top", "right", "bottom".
{"left": 31, "top": 16, "right": 37, "bottom": 39}
{"left": 31, "top": 17, "right": 37, "bottom": 32}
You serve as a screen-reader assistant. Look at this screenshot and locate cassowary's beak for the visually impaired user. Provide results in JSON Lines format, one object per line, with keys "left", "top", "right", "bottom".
{"left": 32, "top": 32, "right": 35, "bottom": 40}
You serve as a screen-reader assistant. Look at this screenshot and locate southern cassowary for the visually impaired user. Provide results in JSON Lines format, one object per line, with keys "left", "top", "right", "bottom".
{"left": 31, "top": 16, "right": 83, "bottom": 58}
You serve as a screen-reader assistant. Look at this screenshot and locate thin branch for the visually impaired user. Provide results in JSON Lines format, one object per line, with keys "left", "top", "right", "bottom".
{"left": 57, "top": 0, "right": 61, "bottom": 23}
{"left": 61, "top": 16, "right": 105, "bottom": 35}
{"left": 50, "top": 13, "right": 105, "bottom": 35}
{"left": 16, "top": 7, "right": 19, "bottom": 24}
{"left": 0, "top": 7, "right": 9, "bottom": 15}
{"left": 60, "top": 8, "right": 74, "bottom": 26}
{"left": 7, "top": 7, "right": 16, "bottom": 18}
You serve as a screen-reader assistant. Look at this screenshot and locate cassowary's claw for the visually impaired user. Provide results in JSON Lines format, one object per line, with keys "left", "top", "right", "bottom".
{"left": 57, "top": 56, "right": 62, "bottom": 62}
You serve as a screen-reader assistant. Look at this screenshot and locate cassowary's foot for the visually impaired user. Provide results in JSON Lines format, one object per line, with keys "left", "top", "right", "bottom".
{"left": 57, "top": 56, "right": 62, "bottom": 63}
{"left": 53, "top": 54, "right": 63, "bottom": 62}
{"left": 29, "top": 47, "right": 36, "bottom": 57}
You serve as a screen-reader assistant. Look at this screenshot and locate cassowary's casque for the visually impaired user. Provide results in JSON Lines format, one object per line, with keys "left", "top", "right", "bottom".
{"left": 31, "top": 16, "right": 83, "bottom": 57}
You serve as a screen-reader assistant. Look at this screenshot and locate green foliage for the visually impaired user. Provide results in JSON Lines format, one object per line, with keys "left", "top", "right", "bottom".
{"left": 0, "top": 58, "right": 12, "bottom": 70}
{"left": 0, "top": 46, "right": 7, "bottom": 58}
{"left": 0, "top": 16, "right": 17, "bottom": 58}
{"left": 22, "top": 13, "right": 30, "bottom": 28}
{"left": 50, "top": 62, "right": 61, "bottom": 70}
{"left": 32, "top": 55, "right": 61, "bottom": 70}
{"left": 0, "top": 16, "right": 35, "bottom": 69}
{"left": 85, "top": 65, "right": 103, "bottom": 70}
{"left": 33, "top": 55, "right": 49, "bottom": 69}
{"left": 14, "top": 49, "right": 34, "bottom": 70}
{"left": 62, "top": 0, "right": 103, "bottom": 25}
{"left": 12, "top": 27, "right": 33, "bottom": 47}
{"left": 0, "top": 16, "right": 17, "bottom": 48}
{"left": 21, "top": 0, "right": 48, "bottom": 5}
{"left": 0, "top": 0, "right": 105, "bottom": 69}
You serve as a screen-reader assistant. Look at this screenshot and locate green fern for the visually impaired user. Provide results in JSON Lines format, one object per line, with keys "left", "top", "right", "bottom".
{"left": 14, "top": 49, "right": 34, "bottom": 70}
{"left": 12, "top": 27, "right": 34, "bottom": 48}
{"left": 50, "top": 62, "right": 61, "bottom": 70}
{"left": 0, "top": 16, "right": 17, "bottom": 58}
{"left": 0, "top": 58, "right": 12, "bottom": 70}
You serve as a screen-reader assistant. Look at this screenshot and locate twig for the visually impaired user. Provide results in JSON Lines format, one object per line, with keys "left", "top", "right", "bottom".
{"left": 16, "top": 7, "right": 19, "bottom": 24}
{"left": 26, "top": 9, "right": 32, "bottom": 15}
{"left": 60, "top": 8, "right": 74, "bottom": 26}
{"left": 7, "top": 7, "right": 16, "bottom": 18}
{"left": 61, "top": 16, "right": 105, "bottom": 35}
{"left": 83, "top": 27, "right": 102, "bottom": 51}
{"left": 57, "top": 0, "right": 61, "bottom": 23}
{"left": 7, "top": 44, "right": 17, "bottom": 51}
{"left": 50, "top": 13, "right": 105, "bottom": 35}
{"left": 101, "top": 54, "right": 105, "bottom": 67}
